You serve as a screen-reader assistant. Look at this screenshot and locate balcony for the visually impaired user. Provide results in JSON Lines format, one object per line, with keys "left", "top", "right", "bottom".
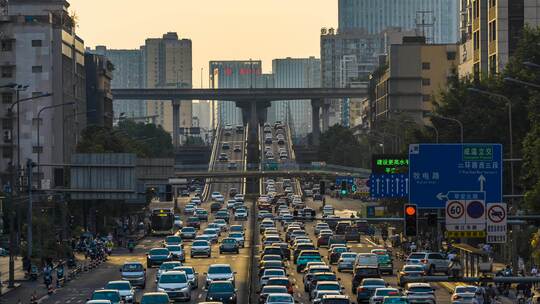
{"left": 473, "top": 18, "right": 479, "bottom": 31}
{"left": 474, "top": 49, "right": 480, "bottom": 62}
{"left": 488, "top": 6, "right": 496, "bottom": 21}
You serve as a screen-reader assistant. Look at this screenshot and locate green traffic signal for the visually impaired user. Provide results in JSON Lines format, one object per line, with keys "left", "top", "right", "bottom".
{"left": 340, "top": 189, "right": 347, "bottom": 195}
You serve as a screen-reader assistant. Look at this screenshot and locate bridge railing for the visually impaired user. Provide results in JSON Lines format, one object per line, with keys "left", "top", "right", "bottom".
{"left": 174, "top": 162, "right": 370, "bottom": 176}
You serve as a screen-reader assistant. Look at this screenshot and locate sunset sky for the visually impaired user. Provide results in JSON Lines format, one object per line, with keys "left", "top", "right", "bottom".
{"left": 69, "top": 0, "right": 337, "bottom": 87}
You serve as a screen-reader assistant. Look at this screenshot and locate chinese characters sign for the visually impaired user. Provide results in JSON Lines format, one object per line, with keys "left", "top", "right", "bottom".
{"left": 371, "top": 154, "right": 409, "bottom": 174}
{"left": 409, "top": 144, "right": 502, "bottom": 208}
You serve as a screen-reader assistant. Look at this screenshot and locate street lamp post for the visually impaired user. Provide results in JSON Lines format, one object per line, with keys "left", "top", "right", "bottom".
{"left": 467, "top": 87, "right": 516, "bottom": 269}
{"left": 36, "top": 102, "right": 75, "bottom": 187}
{"left": 425, "top": 112, "right": 463, "bottom": 143}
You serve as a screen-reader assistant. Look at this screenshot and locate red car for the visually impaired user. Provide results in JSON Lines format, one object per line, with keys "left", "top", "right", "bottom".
{"left": 317, "top": 233, "right": 332, "bottom": 247}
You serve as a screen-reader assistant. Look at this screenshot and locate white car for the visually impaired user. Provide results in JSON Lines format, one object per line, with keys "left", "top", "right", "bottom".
{"left": 369, "top": 287, "right": 401, "bottom": 304}
{"left": 234, "top": 209, "right": 248, "bottom": 220}
{"left": 265, "top": 293, "right": 294, "bottom": 304}
{"left": 260, "top": 268, "right": 287, "bottom": 287}
{"left": 157, "top": 271, "right": 191, "bottom": 301}
{"left": 405, "top": 283, "right": 436, "bottom": 304}
{"left": 214, "top": 194, "right": 225, "bottom": 203}
{"left": 229, "top": 232, "right": 245, "bottom": 247}
{"left": 211, "top": 192, "right": 221, "bottom": 200}
{"left": 105, "top": 280, "right": 135, "bottom": 303}
{"left": 173, "top": 215, "right": 183, "bottom": 228}
{"left": 451, "top": 285, "right": 482, "bottom": 304}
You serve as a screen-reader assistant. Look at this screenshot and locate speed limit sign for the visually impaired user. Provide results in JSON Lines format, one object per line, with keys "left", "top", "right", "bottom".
{"left": 446, "top": 200, "right": 465, "bottom": 227}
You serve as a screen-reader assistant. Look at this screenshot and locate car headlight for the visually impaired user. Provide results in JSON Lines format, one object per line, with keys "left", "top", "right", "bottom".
{"left": 208, "top": 297, "right": 214, "bottom": 300}
{"left": 157, "top": 287, "right": 165, "bottom": 292}
{"left": 180, "top": 286, "right": 190, "bottom": 292}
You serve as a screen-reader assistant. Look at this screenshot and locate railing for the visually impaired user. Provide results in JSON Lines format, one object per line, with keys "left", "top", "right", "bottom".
{"left": 201, "top": 121, "right": 221, "bottom": 202}
{"left": 175, "top": 163, "right": 371, "bottom": 176}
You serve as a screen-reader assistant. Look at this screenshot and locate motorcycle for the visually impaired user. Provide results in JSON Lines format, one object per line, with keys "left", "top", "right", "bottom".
{"left": 127, "top": 240, "right": 135, "bottom": 253}
{"left": 29, "top": 264, "right": 38, "bottom": 281}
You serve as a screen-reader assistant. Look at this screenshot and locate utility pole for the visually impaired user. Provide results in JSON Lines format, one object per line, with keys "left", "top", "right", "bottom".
{"left": 26, "top": 159, "right": 35, "bottom": 259}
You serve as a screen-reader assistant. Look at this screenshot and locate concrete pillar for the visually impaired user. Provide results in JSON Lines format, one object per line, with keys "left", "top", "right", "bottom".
{"left": 311, "top": 99, "right": 322, "bottom": 146}
{"left": 172, "top": 100, "right": 181, "bottom": 147}
{"left": 322, "top": 103, "right": 330, "bottom": 132}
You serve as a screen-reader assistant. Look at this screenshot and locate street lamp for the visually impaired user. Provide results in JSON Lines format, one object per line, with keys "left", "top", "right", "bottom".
{"left": 503, "top": 77, "right": 540, "bottom": 90}
{"left": 467, "top": 87, "right": 517, "bottom": 270}
{"left": 425, "top": 112, "right": 463, "bottom": 143}
{"left": 36, "top": 102, "right": 75, "bottom": 188}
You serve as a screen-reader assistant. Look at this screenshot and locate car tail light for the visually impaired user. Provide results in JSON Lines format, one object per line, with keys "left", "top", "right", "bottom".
{"left": 452, "top": 295, "right": 460, "bottom": 300}
{"left": 421, "top": 259, "right": 428, "bottom": 264}
{"left": 357, "top": 287, "right": 365, "bottom": 292}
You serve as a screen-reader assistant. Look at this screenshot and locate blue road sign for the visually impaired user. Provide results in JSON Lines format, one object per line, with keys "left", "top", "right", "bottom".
{"left": 409, "top": 144, "right": 502, "bottom": 208}
{"left": 336, "top": 176, "right": 354, "bottom": 186}
{"left": 369, "top": 173, "right": 408, "bottom": 198}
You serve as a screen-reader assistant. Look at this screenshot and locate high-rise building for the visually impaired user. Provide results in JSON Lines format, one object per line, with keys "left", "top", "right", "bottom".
{"left": 338, "top": 0, "right": 459, "bottom": 44}
{"left": 144, "top": 32, "right": 192, "bottom": 140}
{"left": 0, "top": 0, "right": 86, "bottom": 188}
{"left": 458, "top": 0, "right": 540, "bottom": 77}
{"left": 92, "top": 46, "right": 146, "bottom": 120}
{"left": 372, "top": 37, "right": 459, "bottom": 124}
{"left": 209, "top": 60, "right": 263, "bottom": 126}
{"left": 269, "top": 57, "right": 321, "bottom": 137}
{"left": 85, "top": 53, "right": 114, "bottom": 128}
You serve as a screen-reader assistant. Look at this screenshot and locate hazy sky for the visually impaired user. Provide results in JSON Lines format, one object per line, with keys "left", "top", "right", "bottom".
{"left": 69, "top": 0, "right": 337, "bottom": 87}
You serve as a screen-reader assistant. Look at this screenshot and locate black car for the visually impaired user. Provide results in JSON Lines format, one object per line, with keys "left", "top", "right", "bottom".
{"left": 146, "top": 248, "right": 172, "bottom": 267}
{"left": 206, "top": 281, "right": 237, "bottom": 304}
{"left": 210, "top": 202, "right": 222, "bottom": 212}
{"left": 352, "top": 266, "right": 381, "bottom": 293}
{"left": 222, "top": 143, "right": 231, "bottom": 150}
{"left": 187, "top": 216, "right": 201, "bottom": 229}
{"left": 219, "top": 238, "right": 240, "bottom": 254}
{"left": 215, "top": 210, "right": 230, "bottom": 223}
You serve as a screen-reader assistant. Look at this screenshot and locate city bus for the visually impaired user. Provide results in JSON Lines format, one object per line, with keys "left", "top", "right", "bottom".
{"left": 150, "top": 208, "right": 175, "bottom": 235}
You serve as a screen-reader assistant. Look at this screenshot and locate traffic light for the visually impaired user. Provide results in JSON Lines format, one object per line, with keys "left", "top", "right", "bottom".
{"left": 319, "top": 181, "right": 326, "bottom": 195}
{"left": 340, "top": 180, "right": 348, "bottom": 195}
{"left": 404, "top": 204, "right": 418, "bottom": 237}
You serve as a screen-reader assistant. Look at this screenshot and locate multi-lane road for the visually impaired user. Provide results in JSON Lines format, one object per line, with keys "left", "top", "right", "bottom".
{"left": 22, "top": 123, "right": 456, "bottom": 304}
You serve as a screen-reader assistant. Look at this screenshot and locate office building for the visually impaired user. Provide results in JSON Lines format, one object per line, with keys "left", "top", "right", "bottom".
{"left": 459, "top": 0, "right": 540, "bottom": 77}
{"left": 338, "top": 0, "right": 459, "bottom": 44}
{"left": 0, "top": 0, "right": 86, "bottom": 188}
{"left": 209, "top": 60, "right": 263, "bottom": 126}
{"left": 321, "top": 27, "right": 417, "bottom": 127}
{"left": 269, "top": 57, "right": 320, "bottom": 137}
{"left": 372, "top": 37, "right": 458, "bottom": 124}
{"left": 144, "top": 32, "right": 192, "bottom": 142}
{"left": 85, "top": 53, "right": 114, "bottom": 128}
{"left": 92, "top": 46, "right": 146, "bottom": 120}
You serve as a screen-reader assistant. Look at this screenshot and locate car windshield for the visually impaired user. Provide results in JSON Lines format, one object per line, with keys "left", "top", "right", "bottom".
{"left": 223, "top": 239, "right": 237, "bottom": 244}
{"left": 167, "top": 245, "right": 182, "bottom": 251}
{"left": 192, "top": 241, "right": 209, "bottom": 247}
{"left": 408, "top": 253, "right": 425, "bottom": 259}
{"left": 122, "top": 263, "right": 143, "bottom": 272}
{"left": 363, "top": 279, "right": 385, "bottom": 286}
{"left": 150, "top": 249, "right": 169, "bottom": 255}
{"left": 322, "top": 300, "right": 350, "bottom": 304}
{"left": 182, "top": 227, "right": 195, "bottom": 232}
{"left": 376, "top": 289, "right": 400, "bottom": 296}
{"left": 141, "top": 294, "right": 170, "bottom": 304}
{"left": 269, "top": 279, "right": 288, "bottom": 285}
{"left": 175, "top": 267, "right": 194, "bottom": 275}
{"left": 230, "top": 233, "right": 243, "bottom": 238}
{"left": 267, "top": 295, "right": 293, "bottom": 303}
{"left": 409, "top": 286, "right": 433, "bottom": 293}
{"left": 301, "top": 252, "right": 321, "bottom": 257}
{"left": 265, "top": 269, "right": 285, "bottom": 276}
{"left": 404, "top": 266, "right": 424, "bottom": 272}
{"left": 165, "top": 236, "right": 181, "bottom": 243}
{"left": 92, "top": 291, "right": 120, "bottom": 301}
{"left": 106, "top": 282, "right": 130, "bottom": 290}
{"left": 208, "top": 282, "right": 234, "bottom": 292}
{"left": 159, "top": 273, "right": 187, "bottom": 283}
{"left": 341, "top": 253, "right": 357, "bottom": 259}
{"left": 383, "top": 298, "right": 408, "bottom": 304}
{"left": 262, "top": 287, "right": 288, "bottom": 294}
{"left": 209, "top": 266, "right": 232, "bottom": 274}
{"left": 319, "top": 284, "right": 340, "bottom": 291}
{"left": 455, "top": 286, "right": 477, "bottom": 293}
{"left": 316, "top": 274, "right": 337, "bottom": 281}
{"left": 160, "top": 262, "right": 182, "bottom": 270}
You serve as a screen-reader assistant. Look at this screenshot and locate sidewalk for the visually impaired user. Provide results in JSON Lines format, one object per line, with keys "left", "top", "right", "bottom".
{"left": 438, "top": 281, "right": 516, "bottom": 304}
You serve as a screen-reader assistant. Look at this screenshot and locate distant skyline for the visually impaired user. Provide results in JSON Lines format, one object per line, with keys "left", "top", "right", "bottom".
{"left": 69, "top": 0, "right": 337, "bottom": 87}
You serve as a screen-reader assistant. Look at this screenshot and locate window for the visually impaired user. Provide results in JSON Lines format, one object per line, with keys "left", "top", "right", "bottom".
{"left": 447, "top": 51, "right": 457, "bottom": 60}
{"left": 489, "top": 21, "right": 497, "bottom": 41}
{"left": 1, "top": 40, "right": 13, "bottom": 52}
{"left": 1, "top": 66, "right": 13, "bottom": 78}
{"left": 32, "top": 146, "right": 43, "bottom": 154}
{"left": 2, "top": 92, "right": 13, "bottom": 104}
{"left": 490, "top": 0, "right": 496, "bottom": 7}
{"left": 422, "top": 95, "right": 431, "bottom": 102}
{"left": 31, "top": 40, "right": 42, "bottom": 47}
{"left": 2, "top": 146, "right": 12, "bottom": 158}
{"left": 2, "top": 118, "right": 11, "bottom": 129}
{"left": 422, "top": 62, "right": 431, "bottom": 70}
{"left": 473, "top": 32, "right": 479, "bottom": 50}
{"left": 422, "top": 78, "right": 431, "bottom": 86}
{"left": 32, "top": 66, "right": 42, "bottom": 73}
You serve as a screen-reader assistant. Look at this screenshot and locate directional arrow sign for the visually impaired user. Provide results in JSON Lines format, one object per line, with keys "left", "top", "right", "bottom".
{"left": 369, "top": 173, "right": 408, "bottom": 198}
{"left": 409, "top": 144, "right": 502, "bottom": 208}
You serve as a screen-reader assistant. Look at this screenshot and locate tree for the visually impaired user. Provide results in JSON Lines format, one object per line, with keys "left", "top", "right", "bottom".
{"left": 117, "top": 120, "right": 174, "bottom": 158}
{"left": 318, "top": 125, "right": 370, "bottom": 168}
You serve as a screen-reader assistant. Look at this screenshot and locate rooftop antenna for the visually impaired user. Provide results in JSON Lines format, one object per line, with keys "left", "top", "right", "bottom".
{"left": 416, "top": 10, "right": 435, "bottom": 43}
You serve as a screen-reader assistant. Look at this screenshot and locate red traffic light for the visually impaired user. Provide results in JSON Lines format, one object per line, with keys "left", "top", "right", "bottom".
{"left": 405, "top": 206, "right": 417, "bottom": 216}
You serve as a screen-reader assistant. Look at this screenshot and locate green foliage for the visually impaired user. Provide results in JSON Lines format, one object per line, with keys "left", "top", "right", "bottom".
{"left": 76, "top": 120, "right": 173, "bottom": 158}
{"left": 318, "top": 125, "right": 370, "bottom": 168}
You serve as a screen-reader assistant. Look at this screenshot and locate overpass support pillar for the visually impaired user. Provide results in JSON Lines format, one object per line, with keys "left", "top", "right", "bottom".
{"left": 172, "top": 100, "right": 181, "bottom": 147}
{"left": 322, "top": 103, "right": 330, "bottom": 132}
{"left": 311, "top": 99, "right": 322, "bottom": 146}
{"left": 246, "top": 101, "right": 260, "bottom": 195}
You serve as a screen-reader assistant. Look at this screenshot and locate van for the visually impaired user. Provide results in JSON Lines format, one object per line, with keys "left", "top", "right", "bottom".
{"left": 354, "top": 253, "right": 379, "bottom": 268}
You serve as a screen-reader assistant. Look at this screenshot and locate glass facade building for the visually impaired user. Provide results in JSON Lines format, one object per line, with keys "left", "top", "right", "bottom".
{"left": 338, "top": 0, "right": 459, "bottom": 43}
